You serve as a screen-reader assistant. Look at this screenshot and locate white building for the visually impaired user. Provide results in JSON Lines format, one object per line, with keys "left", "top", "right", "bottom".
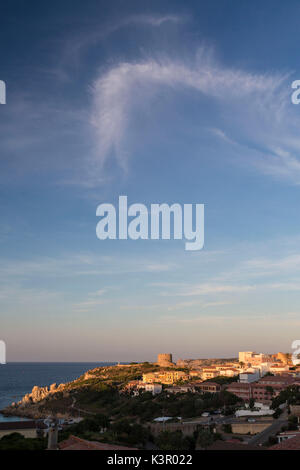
{"left": 235, "top": 402, "right": 274, "bottom": 417}
{"left": 239, "top": 369, "right": 260, "bottom": 383}
{"left": 145, "top": 383, "right": 162, "bottom": 395}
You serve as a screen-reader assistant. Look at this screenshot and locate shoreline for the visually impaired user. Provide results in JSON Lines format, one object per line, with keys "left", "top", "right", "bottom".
{"left": 0, "top": 413, "right": 31, "bottom": 423}
{"left": 1, "top": 405, "right": 74, "bottom": 421}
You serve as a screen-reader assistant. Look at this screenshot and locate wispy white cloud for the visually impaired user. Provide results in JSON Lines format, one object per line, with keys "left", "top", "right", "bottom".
{"left": 178, "top": 283, "right": 255, "bottom": 296}
{"left": 159, "top": 311, "right": 300, "bottom": 326}
{"left": 89, "top": 50, "right": 285, "bottom": 177}
{"left": 245, "top": 253, "right": 300, "bottom": 273}
{"left": 72, "top": 288, "right": 107, "bottom": 312}
{"left": 0, "top": 253, "right": 175, "bottom": 280}
{"left": 56, "top": 14, "right": 186, "bottom": 75}
{"left": 156, "top": 278, "right": 300, "bottom": 299}
{"left": 145, "top": 263, "right": 175, "bottom": 272}
{"left": 203, "top": 300, "right": 233, "bottom": 307}
{"left": 6, "top": 27, "right": 298, "bottom": 187}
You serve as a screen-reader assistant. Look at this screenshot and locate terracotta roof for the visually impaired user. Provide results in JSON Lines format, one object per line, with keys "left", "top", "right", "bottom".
{"left": 227, "top": 383, "right": 251, "bottom": 389}
{"left": 270, "top": 434, "right": 300, "bottom": 450}
{"left": 58, "top": 435, "right": 138, "bottom": 451}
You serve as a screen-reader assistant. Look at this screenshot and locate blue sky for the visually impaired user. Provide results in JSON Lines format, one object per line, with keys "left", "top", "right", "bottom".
{"left": 1, "top": 0, "right": 300, "bottom": 361}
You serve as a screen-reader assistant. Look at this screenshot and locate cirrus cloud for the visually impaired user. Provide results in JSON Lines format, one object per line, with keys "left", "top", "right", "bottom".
{"left": 89, "top": 50, "right": 286, "bottom": 178}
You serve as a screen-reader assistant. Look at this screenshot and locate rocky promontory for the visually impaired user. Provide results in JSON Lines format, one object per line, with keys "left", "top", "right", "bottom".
{"left": 2, "top": 381, "right": 73, "bottom": 419}
{"left": 1, "top": 363, "right": 162, "bottom": 419}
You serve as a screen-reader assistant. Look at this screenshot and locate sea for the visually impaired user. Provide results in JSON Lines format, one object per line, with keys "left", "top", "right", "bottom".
{"left": 0, "top": 362, "right": 117, "bottom": 422}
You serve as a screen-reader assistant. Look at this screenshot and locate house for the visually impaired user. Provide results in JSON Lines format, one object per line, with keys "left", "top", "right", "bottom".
{"left": 270, "top": 433, "right": 300, "bottom": 450}
{"left": 197, "top": 381, "right": 221, "bottom": 393}
{"left": 201, "top": 367, "right": 220, "bottom": 380}
{"left": 276, "top": 431, "right": 300, "bottom": 444}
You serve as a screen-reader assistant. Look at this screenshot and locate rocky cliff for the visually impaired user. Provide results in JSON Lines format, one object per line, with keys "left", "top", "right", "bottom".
{"left": 18, "top": 382, "right": 64, "bottom": 405}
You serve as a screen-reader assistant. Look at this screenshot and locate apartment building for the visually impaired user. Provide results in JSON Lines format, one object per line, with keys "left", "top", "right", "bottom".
{"left": 142, "top": 370, "right": 188, "bottom": 385}
{"left": 226, "top": 382, "right": 252, "bottom": 401}
{"left": 227, "top": 375, "right": 299, "bottom": 403}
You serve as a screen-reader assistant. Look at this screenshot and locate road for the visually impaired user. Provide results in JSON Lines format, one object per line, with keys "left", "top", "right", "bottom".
{"left": 248, "top": 410, "right": 288, "bottom": 446}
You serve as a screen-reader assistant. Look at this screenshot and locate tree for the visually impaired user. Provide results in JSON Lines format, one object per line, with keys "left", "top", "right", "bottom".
{"left": 155, "top": 431, "right": 187, "bottom": 450}
{"left": 0, "top": 433, "right": 46, "bottom": 450}
{"left": 195, "top": 429, "right": 214, "bottom": 449}
{"left": 288, "top": 414, "right": 298, "bottom": 430}
{"left": 273, "top": 408, "right": 283, "bottom": 419}
{"left": 222, "top": 423, "right": 232, "bottom": 434}
{"left": 94, "top": 413, "right": 110, "bottom": 429}
{"left": 110, "top": 419, "right": 150, "bottom": 446}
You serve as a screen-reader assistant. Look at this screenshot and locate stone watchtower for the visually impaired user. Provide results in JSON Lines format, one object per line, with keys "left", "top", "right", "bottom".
{"left": 157, "top": 353, "right": 173, "bottom": 367}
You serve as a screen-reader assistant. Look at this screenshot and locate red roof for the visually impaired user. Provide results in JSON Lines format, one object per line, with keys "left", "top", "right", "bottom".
{"left": 227, "top": 383, "right": 251, "bottom": 389}
{"left": 270, "top": 434, "right": 300, "bottom": 450}
{"left": 58, "top": 435, "right": 138, "bottom": 451}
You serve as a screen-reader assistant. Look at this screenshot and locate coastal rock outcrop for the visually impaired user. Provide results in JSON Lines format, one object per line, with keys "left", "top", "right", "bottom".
{"left": 18, "top": 382, "right": 66, "bottom": 406}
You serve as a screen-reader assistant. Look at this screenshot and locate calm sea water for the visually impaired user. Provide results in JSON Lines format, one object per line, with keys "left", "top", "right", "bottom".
{"left": 0, "top": 362, "right": 116, "bottom": 422}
